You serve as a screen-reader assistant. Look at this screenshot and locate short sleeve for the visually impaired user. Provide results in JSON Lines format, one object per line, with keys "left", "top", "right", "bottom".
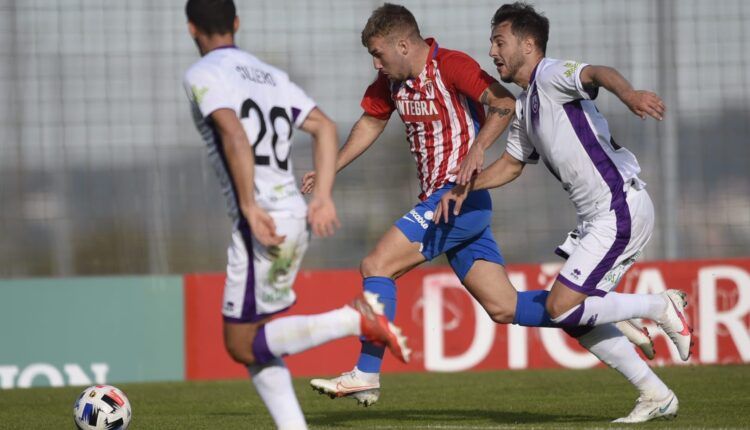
{"left": 183, "top": 63, "right": 235, "bottom": 117}
{"left": 360, "top": 73, "right": 395, "bottom": 120}
{"left": 286, "top": 80, "right": 317, "bottom": 128}
{"left": 438, "top": 51, "right": 497, "bottom": 102}
{"left": 504, "top": 116, "right": 539, "bottom": 164}
{"left": 536, "top": 59, "right": 597, "bottom": 104}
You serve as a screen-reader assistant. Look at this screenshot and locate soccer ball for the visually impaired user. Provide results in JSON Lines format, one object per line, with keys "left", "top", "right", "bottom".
{"left": 73, "top": 385, "right": 132, "bottom": 430}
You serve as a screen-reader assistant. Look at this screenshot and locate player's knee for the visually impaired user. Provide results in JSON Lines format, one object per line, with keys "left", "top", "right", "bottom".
{"left": 545, "top": 299, "right": 571, "bottom": 320}
{"left": 487, "top": 305, "right": 515, "bottom": 324}
{"left": 360, "top": 253, "right": 390, "bottom": 278}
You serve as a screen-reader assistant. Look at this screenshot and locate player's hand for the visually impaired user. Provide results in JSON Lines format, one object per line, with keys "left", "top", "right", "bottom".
{"left": 307, "top": 195, "right": 341, "bottom": 238}
{"left": 621, "top": 90, "right": 665, "bottom": 121}
{"left": 452, "top": 145, "right": 484, "bottom": 185}
{"left": 246, "top": 205, "right": 285, "bottom": 247}
{"left": 301, "top": 171, "right": 316, "bottom": 194}
{"left": 434, "top": 183, "right": 471, "bottom": 224}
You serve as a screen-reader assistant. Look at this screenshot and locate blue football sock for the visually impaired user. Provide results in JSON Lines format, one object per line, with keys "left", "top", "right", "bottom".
{"left": 512, "top": 290, "right": 555, "bottom": 327}
{"left": 356, "top": 276, "right": 396, "bottom": 373}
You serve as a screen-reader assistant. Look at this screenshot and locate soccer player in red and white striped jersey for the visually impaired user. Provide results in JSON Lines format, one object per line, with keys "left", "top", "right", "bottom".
{"left": 305, "top": 3, "right": 518, "bottom": 406}
{"left": 361, "top": 37, "right": 502, "bottom": 200}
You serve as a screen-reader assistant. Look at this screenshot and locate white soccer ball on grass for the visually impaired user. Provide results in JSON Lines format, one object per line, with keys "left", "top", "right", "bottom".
{"left": 73, "top": 384, "right": 132, "bottom": 430}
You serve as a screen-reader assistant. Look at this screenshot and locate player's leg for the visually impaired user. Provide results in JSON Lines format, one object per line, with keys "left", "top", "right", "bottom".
{"left": 221, "top": 321, "right": 305, "bottom": 430}
{"left": 448, "top": 228, "right": 659, "bottom": 367}
{"left": 310, "top": 225, "right": 425, "bottom": 405}
{"left": 358, "top": 225, "right": 426, "bottom": 363}
{"left": 545, "top": 190, "right": 692, "bottom": 359}
{"left": 447, "top": 227, "right": 672, "bottom": 422}
{"left": 566, "top": 325, "right": 678, "bottom": 423}
{"left": 545, "top": 191, "right": 664, "bottom": 323}
{"left": 312, "top": 187, "right": 493, "bottom": 405}
{"left": 248, "top": 357, "right": 305, "bottom": 430}
{"left": 445, "top": 227, "right": 519, "bottom": 324}
{"left": 225, "top": 216, "right": 408, "bottom": 425}
{"left": 461, "top": 260, "right": 517, "bottom": 323}
{"left": 446, "top": 227, "right": 558, "bottom": 328}
{"left": 221, "top": 219, "right": 309, "bottom": 429}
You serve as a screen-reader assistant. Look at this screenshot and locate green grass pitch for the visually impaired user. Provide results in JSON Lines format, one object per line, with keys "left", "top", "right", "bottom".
{"left": 1, "top": 365, "right": 748, "bottom": 429}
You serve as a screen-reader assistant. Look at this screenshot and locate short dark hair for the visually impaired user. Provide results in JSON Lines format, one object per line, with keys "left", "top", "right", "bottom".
{"left": 361, "top": 3, "right": 421, "bottom": 46}
{"left": 491, "top": 2, "right": 549, "bottom": 54}
{"left": 185, "top": 0, "right": 236, "bottom": 35}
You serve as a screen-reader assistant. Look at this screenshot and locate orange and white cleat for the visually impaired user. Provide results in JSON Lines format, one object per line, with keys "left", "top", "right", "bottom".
{"left": 349, "top": 292, "right": 411, "bottom": 364}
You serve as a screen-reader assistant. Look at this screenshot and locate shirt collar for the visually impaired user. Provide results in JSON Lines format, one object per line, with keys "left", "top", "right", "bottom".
{"left": 211, "top": 44, "right": 238, "bottom": 52}
{"left": 408, "top": 38, "right": 438, "bottom": 87}
{"left": 528, "top": 58, "right": 543, "bottom": 87}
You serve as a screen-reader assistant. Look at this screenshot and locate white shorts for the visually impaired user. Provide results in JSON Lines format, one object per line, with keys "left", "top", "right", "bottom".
{"left": 556, "top": 185, "right": 654, "bottom": 297}
{"left": 222, "top": 213, "right": 309, "bottom": 322}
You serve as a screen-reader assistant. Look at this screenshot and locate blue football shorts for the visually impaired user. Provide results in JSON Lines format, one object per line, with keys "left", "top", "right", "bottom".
{"left": 394, "top": 183, "right": 505, "bottom": 281}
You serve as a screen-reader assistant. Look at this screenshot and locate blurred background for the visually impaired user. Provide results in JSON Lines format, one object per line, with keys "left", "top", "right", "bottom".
{"left": 0, "top": 0, "right": 748, "bottom": 277}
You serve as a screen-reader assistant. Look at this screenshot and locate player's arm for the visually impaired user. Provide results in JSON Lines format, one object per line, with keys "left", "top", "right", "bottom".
{"left": 471, "top": 150, "right": 526, "bottom": 190}
{"left": 211, "top": 108, "right": 284, "bottom": 246}
{"left": 454, "top": 81, "right": 516, "bottom": 185}
{"left": 298, "top": 107, "right": 341, "bottom": 237}
{"left": 301, "top": 113, "right": 388, "bottom": 193}
{"left": 336, "top": 113, "right": 388, "bottom": 171}
{"left": 435, "top": 151, "right": 525, "bottom": 223}
{"left": 579, "top": 65, "right": 665, "bottom": 121}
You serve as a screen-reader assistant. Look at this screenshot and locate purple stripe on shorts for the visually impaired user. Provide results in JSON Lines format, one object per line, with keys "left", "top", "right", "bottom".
{"left": 563, "top": 100, "right": 631, "bottom": 294}
{"left": 557, "top": 274, "right": 607, "bottom": 297}
{"left": 237, "top": 217, "right": 260, "bottom": 322}
{"left": 251, "top": 326, "right": 277, "bottom": 364}
{"left": 223, "top": 218, "right": 295, "bottom": 323}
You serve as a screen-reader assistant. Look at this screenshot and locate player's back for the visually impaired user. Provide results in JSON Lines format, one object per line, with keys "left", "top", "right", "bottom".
{"left": 184, "top": 47, "right": 316, "bottom": 220}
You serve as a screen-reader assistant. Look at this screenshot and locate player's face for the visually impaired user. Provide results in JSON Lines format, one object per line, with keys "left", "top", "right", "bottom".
{"left": 367, "top": 35, "right": 409, "bottom": 80}
{"left": 489, "top": 21, "right": 525, "bottom": 84}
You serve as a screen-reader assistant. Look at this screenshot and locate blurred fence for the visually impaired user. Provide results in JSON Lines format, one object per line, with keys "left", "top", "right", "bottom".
{"left": 0, "top": 0, "right": 748, "bottom": 277}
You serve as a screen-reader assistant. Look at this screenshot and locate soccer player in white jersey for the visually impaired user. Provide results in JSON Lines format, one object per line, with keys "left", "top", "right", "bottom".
{"left": 436, "top": 2, "right": 692, "bottom": 422}
{"left": 183, "top": 1, "right": 408, "bottom": 428}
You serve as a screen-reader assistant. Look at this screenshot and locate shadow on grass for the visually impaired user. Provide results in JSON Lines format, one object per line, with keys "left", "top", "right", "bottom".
{"left": 303, "top": 408, "right": 602, "bottom": 426}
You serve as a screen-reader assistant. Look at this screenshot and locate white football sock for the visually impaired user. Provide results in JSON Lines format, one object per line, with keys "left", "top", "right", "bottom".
{"left": 577, "top": 323, "right": 670, "bottom": 400}
{"left": 248, "top": 358, "right": 307, "bottom": 430}
{"left": 578, "top": 292, "right": 667, "bottom": 326}
{"left": 264, "top": 306, "right": 360, "bottom": 357}
{"left": 354, "top": 366, "right": 380, "bottom": 382}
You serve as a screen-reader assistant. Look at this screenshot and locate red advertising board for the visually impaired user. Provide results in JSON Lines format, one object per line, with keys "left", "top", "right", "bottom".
{"left": 184, "top": 259, "right": 750, "bottom": 380}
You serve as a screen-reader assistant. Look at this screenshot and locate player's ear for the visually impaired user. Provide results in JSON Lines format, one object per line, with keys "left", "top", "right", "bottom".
{"left": 233, "top": 16, "right": 240, "bottom": 33}
{"left": 187, "top": 21, "right": 198, "bottom": 38}
{"left": 522, "top": 36, "right": 535, "bottom": 55}
{"left": 397, "top": 38, "right": 408, "bottom": 56}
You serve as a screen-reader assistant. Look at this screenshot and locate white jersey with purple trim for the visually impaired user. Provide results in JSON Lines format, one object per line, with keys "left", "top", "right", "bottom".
{"left": 505, "top": 57, "right": 645, "bottom": 221}
{"left": 183, "top": 46, "right": 315, "bottom": 221}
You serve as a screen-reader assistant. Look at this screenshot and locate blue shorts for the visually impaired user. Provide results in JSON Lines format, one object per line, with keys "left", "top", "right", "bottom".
{"left": 394, "top": 184, "right": 505, "bottom": 281}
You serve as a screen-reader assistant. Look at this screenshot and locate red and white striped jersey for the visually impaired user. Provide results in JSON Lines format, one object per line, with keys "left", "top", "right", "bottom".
{"left": 361, "top": 38, "right": 497, "bottom": 200}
